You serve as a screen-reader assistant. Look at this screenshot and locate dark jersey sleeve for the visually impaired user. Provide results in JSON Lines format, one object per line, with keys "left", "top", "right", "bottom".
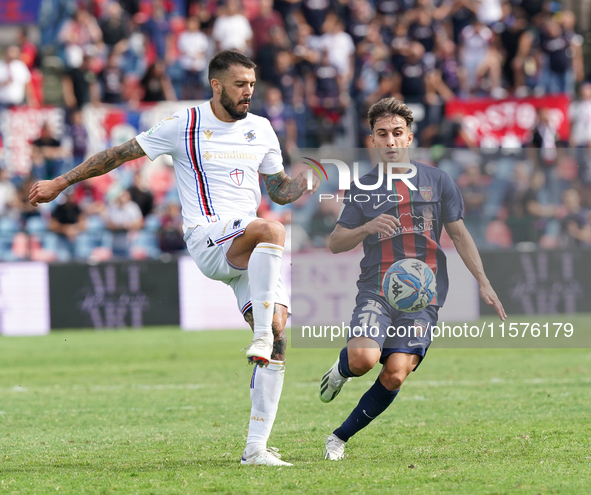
{"left": 440, "top": 171, "right": 464, "bottom": 223}
{"left": 336, "top": 192, "right": 364, "bottom": 229}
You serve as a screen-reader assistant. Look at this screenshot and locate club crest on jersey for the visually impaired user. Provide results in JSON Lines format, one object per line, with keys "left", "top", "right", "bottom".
{"left": 203, "top": 129, "right": 213, "bottom": 140}
{"left": 419, "top": 187, "right": 433, "bottom": 202}
{"left": 230, "top": 168, "right": 244, "bottom": 186}
{"left": 244, "top": 130, "right": 256, "bottom": 142}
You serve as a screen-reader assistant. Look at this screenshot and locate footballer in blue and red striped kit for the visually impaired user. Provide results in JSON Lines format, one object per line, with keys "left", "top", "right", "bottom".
{"left": 320, "top": 97, "right": 507, "bottom": 461}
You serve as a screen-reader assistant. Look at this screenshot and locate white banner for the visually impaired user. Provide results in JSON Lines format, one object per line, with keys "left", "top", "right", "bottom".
{"left": 0, "top": 262, "right": 50, "bottom": 336}
{"left": 291, "top": 250, "right": 479, "bottom": 325}
{"left": 179, "top": 254, "right": 292, "bottom": 331}
{"left": 179, "top": 249, "right": 478, "bottom": 331}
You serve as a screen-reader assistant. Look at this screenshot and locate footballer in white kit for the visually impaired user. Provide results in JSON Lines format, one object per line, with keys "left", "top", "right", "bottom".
{"left": 29, "top": 50, "right": 320, "bottom": 467}
{"left": 135, "top": 99, "right": 291, "bottom": 317}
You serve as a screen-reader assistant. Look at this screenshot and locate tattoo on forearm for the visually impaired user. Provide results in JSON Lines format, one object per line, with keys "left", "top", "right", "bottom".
{"left": 243, "top": 305, "right": 288, "bottom": 362}
{"left": 61, "top": 138, "right": 146, "bottom": 185}
{"left": 262, "top": 171, "right": 305, "bottom": 205}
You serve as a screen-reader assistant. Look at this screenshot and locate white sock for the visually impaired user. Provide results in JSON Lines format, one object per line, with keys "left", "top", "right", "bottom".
{"left": 248, "top": 243, "right": 284, "bottom": 340}
{"left": 245, "top": 360, "right": 285, "bottom": 456}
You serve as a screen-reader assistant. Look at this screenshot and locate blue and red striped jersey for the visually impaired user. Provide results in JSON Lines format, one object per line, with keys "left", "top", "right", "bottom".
{"left": 336, "top": 161, "right": 464, "bottom": 306}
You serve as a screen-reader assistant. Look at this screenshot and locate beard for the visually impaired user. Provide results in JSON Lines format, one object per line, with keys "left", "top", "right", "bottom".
{"left": 220, "top": 86, "right": 250, "bottom": 120}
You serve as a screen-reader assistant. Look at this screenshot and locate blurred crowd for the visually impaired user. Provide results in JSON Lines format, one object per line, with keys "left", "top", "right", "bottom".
{"left": 0, "top": 0, "right": 590, "bottom": 260}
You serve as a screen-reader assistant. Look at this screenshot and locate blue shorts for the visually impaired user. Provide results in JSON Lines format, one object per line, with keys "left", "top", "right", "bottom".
{"left": 347, "top": 291, "right": 439, "bottom": 369}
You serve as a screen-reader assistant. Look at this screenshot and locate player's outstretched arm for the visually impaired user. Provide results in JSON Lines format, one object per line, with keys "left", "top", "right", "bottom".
{"left": 261, "top": 170, "right": 319, "bottom": 206}
{"left": 29, "top": 138, "right": 146, "bottom": 206}
{"left": 328, "top": 214, "right": 401, "bottom": 254}
{"left": 444, "top": 219, "right": 507, "bottom": 321}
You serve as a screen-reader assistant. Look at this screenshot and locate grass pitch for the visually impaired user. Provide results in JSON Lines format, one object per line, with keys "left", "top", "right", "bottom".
{"left": 1, "top": 318, "right": 591, "bottom": 494}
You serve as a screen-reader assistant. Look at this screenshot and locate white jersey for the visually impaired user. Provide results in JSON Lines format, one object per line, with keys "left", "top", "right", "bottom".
{"left": 135, "top": 101, "right": 284, "bottom": 231}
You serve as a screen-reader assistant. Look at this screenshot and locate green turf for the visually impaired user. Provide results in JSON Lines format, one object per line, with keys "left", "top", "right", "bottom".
{"left": 1, "top": 318, "right": 590, "bottom": 495}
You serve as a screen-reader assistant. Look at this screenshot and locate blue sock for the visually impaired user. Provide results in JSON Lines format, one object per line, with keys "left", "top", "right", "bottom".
{"left": 333, "top": 378, "right": 399, "bottom": 442}
{"left": 337, "top": 347, "right": 358, "bottom": 378}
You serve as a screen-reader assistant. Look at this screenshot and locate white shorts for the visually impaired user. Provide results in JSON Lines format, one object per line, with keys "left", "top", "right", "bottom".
{"left": 184, "top": 216, "right": 290, "bottom": 318}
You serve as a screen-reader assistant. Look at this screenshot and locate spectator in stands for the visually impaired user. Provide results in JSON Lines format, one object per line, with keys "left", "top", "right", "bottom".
{"left": 31, "top": 124, "right": 64, "bottom": 180}
{"left": 256, "top": 26, "right": 291, "bottom": 83}
{"left": 62, "top": 50, "right": 95, "bottom": 109}
{"left": 0, "top": 46, "right": 36, "bottom": 107}
{"left": 306, "top": 50, "right": 346, "bottom": 144}
{"left": 260, "top": 86, "right": 297, "bottom": 157}
{"left": 177, "top": 17, "right": 209, "bottom": 100}
{"left": 50, "top": 189, "right": 86, "bottom": 259}
{"left": 68, "top": 109, "right": 88, "bottom": 169}
{"left": 0, "top": 168, "right": 19, "bottom": 220}
{"left": 570, "top": 83, "right": 591, "bottom": 184}
{"left": 498, "top": 4, "right": 528, "bottom": 94}
{"left": 250, "top": 0, "right": 285, "bottom": 53}
{"left": 58, "top": 8, "right": 104, "bottom": 67}
{"left": 99, "top": 1, "right": 130, "bottom": 55}
{"left": 320, "top": 13, "right": 355, "bottom": 90}
{"left": 140, "top": 0, "right": 170, "bottom": 61}
{"left": 408, "top": 6, "right": 440, "bottom": 55}
{"left": 95, "top": 51, "right": 125, "bottom": 104}
{"left": 212, "top": 0, "right": 253, "bottom": 55}
{"left": 435, "top": 39, "right": 461, "bottom": 95}
{"left": 503, "top": 161, "right": 539, "bottom": 245}
{"left": 458, "top": 164, "right": 488, "bottom": 246}
{"left": 560, "top": 188, "right": 590, "bottom": 247}
{"left": 103, "top": 189, "right": 143, "bottom": 257}
{"left": 271, "top": 50, "right": 303, "bottom": 108}
{"left": 158, "top": 202, "right": 185, "bottom": 253}
{"left": 539, "top": 18, "right": 576, "bottom": 96}
{"left": 459, "top": 21, "right": 503, "bottom": 97}
{"left": 17, "top": 28, "right": 38, "bottom": 71}
{"left": 139, "top": 60, "right": 177, "bottom": 102}
{"left": 127, "top": 172, "right": 154, "bottom": 218}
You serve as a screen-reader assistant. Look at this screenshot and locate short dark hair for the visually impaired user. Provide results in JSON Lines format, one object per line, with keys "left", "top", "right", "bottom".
{"left": 208, "top": 50, "right": 257, "bottom": 83}
{"left": 367, "top": 97, "right": 413, "bottom": 132}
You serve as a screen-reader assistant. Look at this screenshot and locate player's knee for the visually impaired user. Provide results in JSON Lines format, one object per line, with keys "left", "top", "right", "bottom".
{"left": 380, "top": 369, "right": 408, "bottom": 391}
{"left": 256, "top": 220, "right": 285, "bottom": 245}
{"left": 348, "top": 351, "right": 379, "bottom": 376}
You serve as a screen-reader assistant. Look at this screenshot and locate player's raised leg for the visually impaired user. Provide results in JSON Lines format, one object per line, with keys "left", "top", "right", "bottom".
{"left": 240, "top": 304, "right": 292, "bottom": 466}
{"left": 325, "top": 351, "right": 419, "bottom": 460}
{"left": 227, "top": 219, "right": 285, "bottom": 366}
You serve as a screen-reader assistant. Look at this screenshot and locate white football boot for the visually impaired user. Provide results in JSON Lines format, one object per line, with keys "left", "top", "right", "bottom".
{"left": 244, "top": 335, "right": 273, "bottom": 367}
{"left": 319, "top": 358, "right": 351, "bottom": 403}
{"left": 240, "top": 447, "right": 293, "bottom": 466}
{"left": 324, "top": 434, "right": 346, "bottom": 460}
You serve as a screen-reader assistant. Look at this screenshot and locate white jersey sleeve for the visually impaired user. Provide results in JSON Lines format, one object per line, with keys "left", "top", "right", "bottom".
{"left": 258, "top": 120, "right": 284, "bottom": 175}
{"left": 136, "top": 114, "right": 182, "bottom": 160}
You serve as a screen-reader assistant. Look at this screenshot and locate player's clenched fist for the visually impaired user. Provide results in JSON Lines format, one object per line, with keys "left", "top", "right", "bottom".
{"left": 363, "top": 214, "right": 401, "bottom": 236}
{"left": 294, "top": 170, "right": 320, "bottom": 194}
{"left": 28, "top": 177, "right": 68, "bottom": 207}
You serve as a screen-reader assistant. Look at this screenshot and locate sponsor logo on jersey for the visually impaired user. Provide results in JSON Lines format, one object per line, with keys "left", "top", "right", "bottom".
{"left": 244, "top": 130, "right": 256, "bottom": 142}
{"left": 202, "top": 150, "right": 258, "bottom": 161}
{"left": 230, "top": 168, "right": 244, "bottom": 186}
{"left": 146, "top": 121, "right": 164, "bottom": 135}
{"left": 419, "top": 186, "right": 433, "bottom": 202}
{"left": 377, "top": 213, "right": 433, "bottom": 240}
{"left": 203, "top": 129, "right": 213, "bottom": 140}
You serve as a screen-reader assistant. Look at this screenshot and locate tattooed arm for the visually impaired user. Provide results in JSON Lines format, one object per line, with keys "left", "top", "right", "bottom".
{"left": 29, "top": 138, "right": 146, "bottom": 206}
{"left": 261, "top": 170, "right": 320, "bottom": 206}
